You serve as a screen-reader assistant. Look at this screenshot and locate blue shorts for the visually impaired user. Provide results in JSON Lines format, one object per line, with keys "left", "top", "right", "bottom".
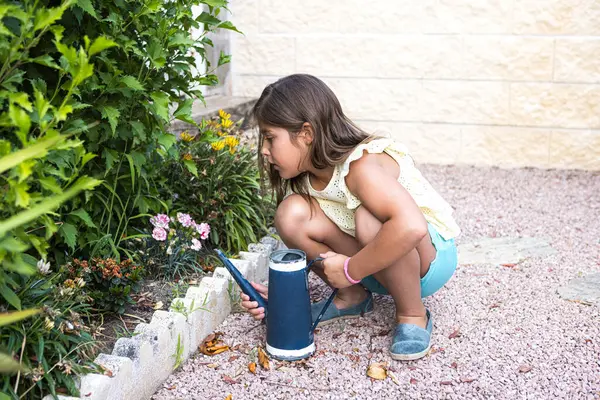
{"left": 360, "top": 223, "right": 457, "bottom": 298}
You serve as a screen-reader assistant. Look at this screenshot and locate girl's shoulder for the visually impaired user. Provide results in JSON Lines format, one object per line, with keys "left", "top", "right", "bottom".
{"left": 341, "top": 137, "right": 411, "bottom": 172}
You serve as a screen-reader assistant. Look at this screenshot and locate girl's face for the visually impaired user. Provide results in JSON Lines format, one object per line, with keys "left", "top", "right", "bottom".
{"left": 259, "top": 124, "right": 311, "bottom": 180}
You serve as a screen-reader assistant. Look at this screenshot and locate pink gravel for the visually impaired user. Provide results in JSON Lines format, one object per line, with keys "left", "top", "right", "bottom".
{"left": 153, "top": 165, "right": 600, "bottom": 400}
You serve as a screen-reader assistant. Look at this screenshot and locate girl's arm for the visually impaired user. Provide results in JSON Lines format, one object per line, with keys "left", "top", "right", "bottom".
{"left": 342, "top": 152, "right": 428, "bottom": 281}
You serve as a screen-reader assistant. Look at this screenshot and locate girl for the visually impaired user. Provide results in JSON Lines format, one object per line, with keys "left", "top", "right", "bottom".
{"left": 240, "top": 74, "right": 460, "bottom": 361}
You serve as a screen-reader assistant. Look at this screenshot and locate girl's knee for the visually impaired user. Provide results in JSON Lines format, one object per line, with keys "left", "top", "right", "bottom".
{"left": 274, "top": 194, "right": 312, "bottom": 238}
{"left": 355, "top": 206, "right": 382, "bottom": 247}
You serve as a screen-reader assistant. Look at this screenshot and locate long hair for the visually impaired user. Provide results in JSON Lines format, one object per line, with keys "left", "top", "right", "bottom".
{"left": 253, "top": 74, "right": 374, "bottom": 205}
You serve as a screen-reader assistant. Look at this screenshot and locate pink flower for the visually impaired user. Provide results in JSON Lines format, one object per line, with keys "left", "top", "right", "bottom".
{"left": 150, "top": 214, "right": 170, "bottom": 229}
{"left": 196, "top": 223, "right": 210, "bottom": 240}
{"left": 190, "top": 238, "right": 202, "bottom": 251}
{"left": 177, "top": 212, "right": 193, "bottom": 227}
{"left": 152, "top": 227, "right": 167, "bottom": 241}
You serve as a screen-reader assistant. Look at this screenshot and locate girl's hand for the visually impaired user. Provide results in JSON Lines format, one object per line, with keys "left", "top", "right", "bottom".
{"left": 240, "top": 281, "right": 268, "bottom": 320}
{"left": 320, "top": 251, "right": 354, "bottom": 289}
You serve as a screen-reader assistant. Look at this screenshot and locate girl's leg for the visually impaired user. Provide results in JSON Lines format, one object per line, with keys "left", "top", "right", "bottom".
{"left": 354, "top": 206, "right": 437, "bottom": 329}
{"left": 275, "top": 194, "right": 367, "bottom": 307}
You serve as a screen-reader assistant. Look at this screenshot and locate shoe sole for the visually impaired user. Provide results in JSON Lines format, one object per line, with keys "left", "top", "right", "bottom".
{"left": 314, "top": 310, "right": 374, "bottom": 327}
{"left": 389, "top": 344, "right": 431, "bottom": 361}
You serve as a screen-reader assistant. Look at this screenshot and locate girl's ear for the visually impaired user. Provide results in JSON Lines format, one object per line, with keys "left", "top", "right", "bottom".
{"left": 298, "top": 122, "right": 314, "bottom": 145}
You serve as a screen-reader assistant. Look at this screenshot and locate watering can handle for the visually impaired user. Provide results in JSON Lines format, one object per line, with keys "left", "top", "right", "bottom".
{"left": 306, "top": 256, "right": 339, "bottom": 332}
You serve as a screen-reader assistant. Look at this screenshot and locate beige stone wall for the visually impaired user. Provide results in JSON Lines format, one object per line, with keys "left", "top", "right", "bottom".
{"left": 228, "top": 0, "right": 600, "bottom": 170}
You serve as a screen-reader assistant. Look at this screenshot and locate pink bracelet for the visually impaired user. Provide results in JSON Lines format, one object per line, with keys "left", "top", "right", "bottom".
{"left": 343, "top": 257, "right": 361, "bottom": 284}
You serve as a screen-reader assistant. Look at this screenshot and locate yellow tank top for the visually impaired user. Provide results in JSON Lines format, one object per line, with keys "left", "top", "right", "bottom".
{"left": 306, "top": 138, "right": 461, "bottom": 240}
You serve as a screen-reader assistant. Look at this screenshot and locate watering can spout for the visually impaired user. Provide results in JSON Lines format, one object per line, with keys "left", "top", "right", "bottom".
{"left": 214, "top": 249, "right": 268, "bottom": 316}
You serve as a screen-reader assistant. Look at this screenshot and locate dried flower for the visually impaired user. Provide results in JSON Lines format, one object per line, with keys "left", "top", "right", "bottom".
{"left": 152, "top": 227, "right": 167, "bottom": 241}
{"left": 74, "top": 277, "right": 86, "bottom": 288}
{"left": 191, "top": 238, "right": 202, "bottom": 251}
{"left": 150, "top": 214, "right": 170, "bottom": 229}
{"left": 44, "top": 317, "right": 55, "bottom": 331}
{"left": 166, "top": 245, "right": 173, "bottom": 255}
{"left": 37, "top": 259, "right": 51, "bottom": 275}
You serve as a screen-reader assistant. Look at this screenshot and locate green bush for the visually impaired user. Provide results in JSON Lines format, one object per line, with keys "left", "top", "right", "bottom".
{"left": 62, "top": 258, "right": 144, "bottom": 314}
{"left": 0, "top": 271, "right": 98, "bottom": 399}
{"left": 157, "top": 112, "right": 275, "bottom": 254}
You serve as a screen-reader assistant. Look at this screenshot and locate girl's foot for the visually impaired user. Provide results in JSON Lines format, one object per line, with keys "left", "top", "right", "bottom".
{"left": 311, "top": 290, "right": 373, "bottom": 326}
{"left": 390, "top": 309, "right": 432, "bottom": 361}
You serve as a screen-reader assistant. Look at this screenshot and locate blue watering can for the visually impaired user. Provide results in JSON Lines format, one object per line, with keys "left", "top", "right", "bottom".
{"left": 215, "top": 249, "right": 337, "bottom": 361}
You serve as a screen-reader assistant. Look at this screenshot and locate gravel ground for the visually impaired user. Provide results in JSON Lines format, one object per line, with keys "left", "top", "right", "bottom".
{"left": 153, "top": 165, "right": 600, "bottom": 400}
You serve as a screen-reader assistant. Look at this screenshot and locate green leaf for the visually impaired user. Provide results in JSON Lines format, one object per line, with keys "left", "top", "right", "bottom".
{"left": 17, "top": 160, "right": 35, "bottom": 182}
{"left": 14, "top": 181, "right": 30, "bottom": 207}
{"left": 0, "top": 284, "right": 21, "bottom": 309}
{"left": 0, "top": 352, "right": 26, "bottom": 373}
{"left": 34, "top": 6, "right": 65, "bottom": 32}
{"left": 196, "top": 12, "right": 221, "bottom": 26}
{"left": 0, "top": 309, "right": 39, "bottom": 327}
{"left": 130, "top": 121, "right": 146, "bottom": 142}
{"left": 168, "top": 33, "right": 195, "bottom": 47}
{"left": 9, "top": 103, "right": 30, "bottom": 144}
{"left": 30, "top": 55, "right": 61, "bottom": 70}
{"left": 0, "top": 176, "right": 102, "bottom": 234}
{"left": 0, "top": 237, "right": 29, "bottom": 252}
{"left": 9, "top": 92, "right": 32, "bottom": 112}
{"left": 39, "top": 177, "right": 62, "bottom": 194}
{"left": 218, "top": 51, "right": 231, "bottom": 67}
{"left": 183, "top": 160, "right": 198, "bottom": 177}
{"left": 70, "top": 209, "right": 96, "bottom": 228}
{"left": 76, "top": 0, "right": 98, "bottom": 18}
{"left": 151, "top": 92, "right": 170, "bottom": 121}
{"left": 217, "top": 21, "right": 242, "bottom": 34}
{"left": 157, "top": 133, "right": 176, "bottom": 151}
{"left": 59, "top": 222, "right": 77, "bottom": 249}
{"left": 173, "top": 98, "right": 193, "bottom": 118}
{"left": 56, "top": 104, "right": 73, "bottom": 121}
{"left": 100, "top": 106, "right": 120, "bottom": 134}
{"left": 0, "top": 134, "right": 64, "bottom": 174}
{"left": 201, "top": 0, "right": 228, "bottom": 6}
{"left": 89, "top": 36, "right": 118, "bottom": 56}
{"left": 119, "top": 75, "right": 144, "bottom": 91}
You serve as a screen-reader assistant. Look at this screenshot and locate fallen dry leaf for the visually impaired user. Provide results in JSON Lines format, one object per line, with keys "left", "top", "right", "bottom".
{"left": 388, "top": 370, "right": 400, "bottom": 386}
{"left": 585, "top": 339, "right": 593, "bottom": 344}
{"left": 377, "top": 329, "right": 391, "bottom": 336}
{"left": 366, "top": 363, "right": 387, "bottom": 380}
{"left": 448, "top": 327, "right": 461, "bottom": 339}
{"left": 518, "top": 365, "right": 533, "bottom": 373}
{"left": 225, "top": 395, "right": 232, "bottom": 400}
{"left": 347, "top": 354, "right": 360, "bottom": 363}
{"left": 460, "top": 377, "right": 477, "bottom": 383}
{"left": 257, "top": 347, "right": 270, "bottom": 370}
{"left": 248, "top": 362, "right": 256, "bottom": 374}
{"left": 153, "top": 301, "right": 164, "bottom": 310}
{"left": 450, "top": 362, "right": 458, "bottom": 369}
{"left": 84, "top": 393, "right": 92, "bottom": 397}
{"left": 501, "top": 263, "right": 517, "bottom": 268}
{"left": 207, "top": 363, "right": 219, "bottom": 369}
{"left": 222, "top": 375, "right": 238, "bottom": 384}
{"left": 199, "top": 332, "right": 230, "bottom": 356}
{"left": 332, "top": 332, "right": 343, "bottom": 339}
{"left": 440, "top": 381, "right": 454, "bottom": 386}
{"left": 410, "top": 378, "right": 418, "bottom": 384}
{"left": 165, "top": 385, "right": 176, "bottom": 390}
{"left": 489, "top": 303, "right": 500, "bottom": 309}
{"left": 228, "top": 355, "right": 240, "bottom": 362}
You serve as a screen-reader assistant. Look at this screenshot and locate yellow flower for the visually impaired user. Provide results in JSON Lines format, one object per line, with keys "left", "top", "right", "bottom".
{"left": 180, "top": 132, "right": 195, "bottom": 142}
{"left": 221, "top": 118, "right": 233, "bottom": 129}
{"left": 224, "top": 136, "right": 239, "bottom": 148}
{"left": 218, "top": 109, "right": 231, "bottom": 120}
{"left": 44, "top": 317, "right": 55, "bottom": 331}
{"left": 229, "top": 146, "right": 236, "bottom": 155}
{"left": 211, "top": 140, "right": 226, "bottom": 151}
{"left": 182, "top": 153, "right": 193, "bottom": 161}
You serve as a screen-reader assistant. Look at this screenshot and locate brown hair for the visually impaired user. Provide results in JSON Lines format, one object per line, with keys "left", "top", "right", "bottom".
{"left": 253, "top": 74, "right": 375, "bottom": 205}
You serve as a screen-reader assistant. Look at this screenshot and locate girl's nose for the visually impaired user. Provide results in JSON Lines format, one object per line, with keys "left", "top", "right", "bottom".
{"left": 260, "top": 142, "right": 270, "bottom": 157}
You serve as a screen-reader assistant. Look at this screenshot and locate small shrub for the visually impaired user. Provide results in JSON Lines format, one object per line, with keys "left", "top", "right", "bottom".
{"left": 62, "top": 258, "right": 144, "bottom": 314}
{"left": 157, "top": 112, "right": 274, "bottom": 254}
{"left": 131, "top": 212, "right": 212, "bottom": 280}
{"left": 0, "top": 270, "right": 98, "bottom": 399}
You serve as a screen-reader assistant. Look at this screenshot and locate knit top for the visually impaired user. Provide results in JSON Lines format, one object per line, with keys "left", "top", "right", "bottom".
{"left": 305, "top": 138, "right": 461, "bottom": 240}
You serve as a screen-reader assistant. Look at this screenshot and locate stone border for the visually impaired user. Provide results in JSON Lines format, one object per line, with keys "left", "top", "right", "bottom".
{"left": 43, "top": 236, "right": 283, "bottom": 400}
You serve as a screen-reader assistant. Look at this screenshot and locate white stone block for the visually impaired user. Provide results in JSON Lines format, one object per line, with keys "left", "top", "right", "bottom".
{"left": 78, "top": 373, "right": 113, "bottom": 400}
{"left": 83, "top": 354, "right": 133, "bottom": 400}
{"left": 111, "top": 337, "right": 154, "bottom": 400}
{"left": 239, "top": 251, "right": 268, "bottom": 283}
{"left": 150, "top": 310, "right": 190, "bottom": 371}
{"left": 133, "top": 322, "right": 173, "bottom": 384}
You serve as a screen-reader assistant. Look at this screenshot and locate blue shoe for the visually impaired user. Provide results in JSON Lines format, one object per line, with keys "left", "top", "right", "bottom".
{"left": 390, "top": 309, "right": 433, "bottom": 361}
{"left": 311, "top": 291, "right": 374, "bottom": 326}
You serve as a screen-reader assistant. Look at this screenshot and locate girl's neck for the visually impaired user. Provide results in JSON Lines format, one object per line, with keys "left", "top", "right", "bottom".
{"left": 308, "top": 166, "right": 334, "bottom": 191}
